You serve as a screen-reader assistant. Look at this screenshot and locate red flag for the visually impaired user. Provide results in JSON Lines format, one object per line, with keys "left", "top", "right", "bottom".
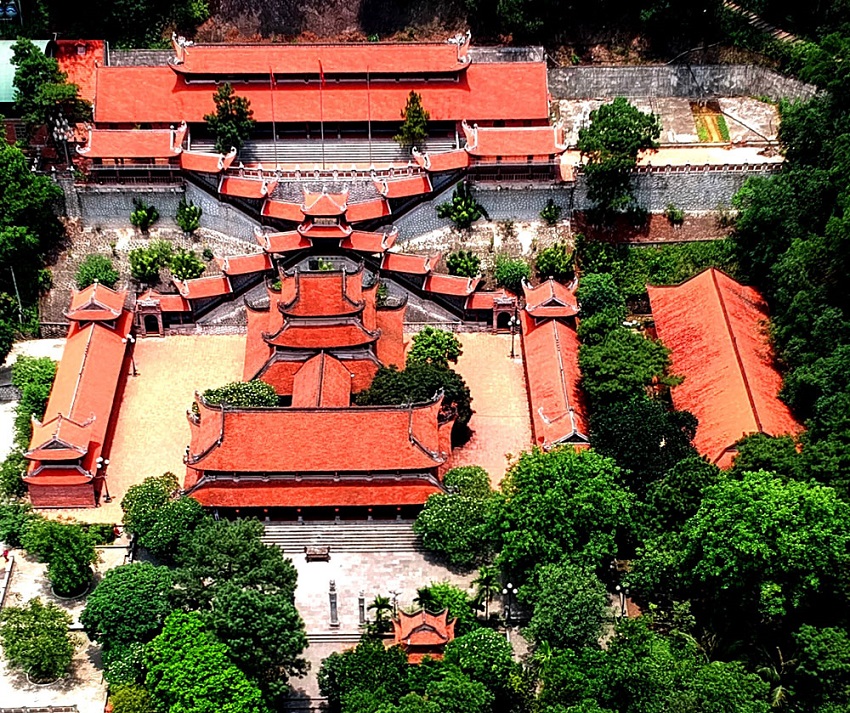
{"left": 318, "top": 59, "right": 325, "bottom": 86}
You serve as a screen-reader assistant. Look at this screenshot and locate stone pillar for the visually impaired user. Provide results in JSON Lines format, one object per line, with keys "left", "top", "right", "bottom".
{"left": 358, "top": 591, "right": 366, "bottom": 625}
{"left": 329, "top": 580, "right": 339, "bottom": 628}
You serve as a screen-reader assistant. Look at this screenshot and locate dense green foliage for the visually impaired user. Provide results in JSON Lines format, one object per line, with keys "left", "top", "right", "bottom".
{"left": 205, "top": 83, "right": 255, "bottom": 154}
{"left": 578, "top": 98, "right": 661, "bottom": 216}
{"left": 540, "top": 198, "right": 563, "bottom": 225}
{"left": 437, "top": 181, "right": 487, "bottom": 229}
{"left": 21, "top": 519, "right": 97, "bottom": 595}
{"left": 493, "top": 255, "right": 531, "bottom": 294}
{"left": 414, "top": 581, "right": 481, "bottom": 635}
{"left": 176, "top": 198, "right": 202, "bottom": 234}
{"left": 129, "top": 240, "right": 173, "bottom": 284}
{"left": 0, "top": 598, "right": 74, "bottom": 682}
{"left": 129, "top": 200, "right": 160, "bottom": 232}
{"left": 168, "top": 247, "right": 205, "bottom": 281}
{"left": 446, "top": 250, "right": 481, "bottom": 277}
{"left": 75, "top": 254, "right": 119, "bottom": 289}
{"left": 394, "top": 91, "right": 430, "bottom": 148}
{"left": 535, "top": 242, "right": 574, "bottom": 282}
{"left": 202, "top": 380, "right": 278, "bottom": 408}
{"left": 407, "top": 327, "right": 462, "bottom": 367}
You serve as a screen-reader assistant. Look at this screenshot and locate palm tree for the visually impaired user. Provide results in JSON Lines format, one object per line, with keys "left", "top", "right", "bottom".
{"left": 368, "top": 595, "right": 394, "bottom": 634}
{"left": 413, "top": 586, "right": 438, "bottom": 613}
{"left": 472, "top": 565, "right": 500, "bottom": 621}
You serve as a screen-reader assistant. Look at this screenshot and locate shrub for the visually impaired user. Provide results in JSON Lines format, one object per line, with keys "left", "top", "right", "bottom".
{"left": 437, "top": 181, "right": 487, "bottom": 230}
{"left": 203, "top": 380, "right": 278, "bottom": 408}
{"left": 444, "top": 466, "right": 492, "bottom": 499}
{"left": 202, "top": 247, "right": 214, "bottom": 261}
{"left": 0, "top": 598, "right": 75, "bottom": 682}
{"left": 665, "top": 203, "right": 685, "bottom": 225}
{"left": 415, "top": 582, "right": 480, "bottom": 635}
{"left": 0, "top": 499, "right": 39, "bottom": 547}
{"left": 175, "top": 198, "right": 202, "bottom": 234}
{"left": 21, "top": 520, "right": 97, "bottom": 596}
{"left": 129, "top": 200, "right": 159, "bottom": 232}
{"left": 169, "top": 248, "right": 205, "bottom": 281}
{"left": 11, "top": 355, "right": 57, "bottom": 448}
{"left": 493, "top": 255, "right": 530, "bottom": 294}
{"left": 129, "top": 248, "right": 161, "bottom": 284}
{"left": 0, "top": 450, "right": 28, "bottom": 498}
{"left": 446, "top": 250, "right": 481, "bottom": 278}
{"left": 75, "top": 254, "right": 118, "bottom": 289}
{"left": 540, "top": 198, "right": 563, "bottom": 225}
{"left": 407, "top": 327, "right": 462, "bottom": 367}
{"left": 535, "top": 242, "right": 574, "bottom": 282}
{"left": 109, "top": 684, "right": 152, "bottom": 713}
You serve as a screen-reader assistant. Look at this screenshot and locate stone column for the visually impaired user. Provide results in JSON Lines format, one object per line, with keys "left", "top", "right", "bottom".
{"left": 329, "top": 580, "right": 339, "bottom": 628}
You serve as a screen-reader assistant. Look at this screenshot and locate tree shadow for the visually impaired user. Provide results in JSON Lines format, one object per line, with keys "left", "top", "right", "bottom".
{"left": 358, "top": 0, "right": 466, "bottom": 38}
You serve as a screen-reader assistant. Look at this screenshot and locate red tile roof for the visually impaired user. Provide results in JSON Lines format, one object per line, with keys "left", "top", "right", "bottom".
{"left": 173, "top": 275, "right": 232, "bottom": 300}
{"left": 55, "top": 40, "right": 105, "bottom": 104}
{"left": 423, "top": 273, "right": 481, "bottom": 297}
{"left": 465, "top": 289, "right": 514, "bottom": 311}
{"left": 186, "top": 396, "right": 448, "bottom": 473}
{"left": 65, "top": 283, "right": 127, "bottom": 322}
{"left": 302, "top": 190, "right": 348, "bottom": 216}
{"left": 25, "top": 308, "right": 133, "bottom": 490}
{"left": 346, "top": 198, "right": 391, "bottom": 223}
{"left": 262, "top": 199, "right": 306, "bottom": 222}
{"left": 136, "top": 289, "right": 191, "bottom": 313}
{"left": 393, "top": 609, "right": 456, "bottom": 651}
{"left": 189, "top": 480, "right": 442, "bottom": 508}
{"left": 291, "top": 353, "right": 352, "bottom": 408}
{"left": 523, "top": 278, "right": 579, "bottom": 319}
{"left": 374, "top": 174, "right": 432, "bottom": 198}
{"left": 215, "top": 252, "right": 273, "bottom": 275}
{"left": 647, "top": 268, "right": 802, "bottom": 469}
{"left": 279, "top": 269, "right": 364, "bottom": 317}
{"left": 297, "top": 222, "right": 352, "bottom": 239}
{"left": 520, "top": 310, "right": 589, "bottom": 449}
{"left": 77, "top": 124, "right": 186, "bottom": 159}
{"left": 462, "top": 121, "right": 566, "bottom": 157}
{"left": 169, "top": 41, "right": 470, "bottom": 76}
{"left": 180, "top": 148, "right": 237, "bottom": 173}
{"left": 256, "top": 230, "right": 312, "bottom": 253}
{"left": 413, "top": 148, "right": 470, "bottom": 172}
{"left": 220, "top": 175, "right": 277, "bottom": 198}
{"left": 341, "top": 228, "right": 398, "bottom": 253}
{"left": 265, "top": 321, "right": 379, "bottom": 349}
{"left": 92, "top": 62, "right": 550, "bottom": 124}
{"left": 381, "top": 252, "right": 441, "bottom": 275}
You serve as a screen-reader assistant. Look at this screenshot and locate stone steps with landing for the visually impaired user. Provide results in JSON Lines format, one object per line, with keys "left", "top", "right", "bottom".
{"left": 262, "top": 520, "right": 422, "bottom": 553}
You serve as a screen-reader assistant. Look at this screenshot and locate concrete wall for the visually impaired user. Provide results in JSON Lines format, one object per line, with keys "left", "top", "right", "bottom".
{"left": 549, "top": 65, "right": 818, "bottom": 102}
{"left": 184, "top": 181, "right": 261, "bottom": 243}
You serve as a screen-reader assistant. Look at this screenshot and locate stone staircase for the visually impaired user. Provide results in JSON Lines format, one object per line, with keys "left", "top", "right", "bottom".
{"left": 190, "top": 138, "right": 458, "bottom": 165}
{"left": 262, "top": 520, "right": 422, "bottom": 553}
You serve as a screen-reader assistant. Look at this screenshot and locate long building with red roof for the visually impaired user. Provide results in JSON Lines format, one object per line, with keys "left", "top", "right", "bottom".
{"left": 647, "top": 268, "right": 802, "bottom": 468}
{"left": 24, "top": 283, "right": 132, "bottom": 507}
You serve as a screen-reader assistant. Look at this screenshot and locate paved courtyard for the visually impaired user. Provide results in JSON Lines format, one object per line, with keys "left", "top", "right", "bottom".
{"left": 452, "top": 333, "right": 532, "bottom": 488}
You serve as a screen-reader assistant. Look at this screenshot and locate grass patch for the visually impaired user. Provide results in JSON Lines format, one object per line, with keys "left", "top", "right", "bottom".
{"left": 695, "top": 116, "right": 710, "bottom": 142}
{"left": 717, "top": 114, "right": 731, "bottom": 142}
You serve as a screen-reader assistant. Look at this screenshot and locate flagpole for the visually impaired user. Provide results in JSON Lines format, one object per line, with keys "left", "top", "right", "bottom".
{"left": 367, "top": 65, "right": 372, "bottom": 167}
{"left": 269, "top": 67, "right": 278, "bottom": 169}
{"left": 319, "top": 60, "right": 325, "bottom": 171}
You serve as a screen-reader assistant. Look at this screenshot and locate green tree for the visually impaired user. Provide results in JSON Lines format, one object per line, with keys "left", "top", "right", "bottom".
{"left": 443, "top": 628, "right": 517, "bottom": 699}
{"left": 407, "top": 327, "right": 462, "bottom": 368}
{"left": 145, "top": 611, "right": 268, "bottom": 713}
{"left": 202, "top": 380, "right": 278, "bottom": 408}
{"left": 176, "top": 198, "right": 202, "bottom": 234}
{"left": 578, "top": 97, "right": 661, "bottom": 215}
{"left": 169, "top": 248, "right": 205, "bottom": 281}
{"left": 424, "top": 669, "right": 494, "bottom": 713}
{"left": 729, "top": 433, "right": 804, "bottom": 479}
{"left": 209, "top": 582, "right": 308, "bottom": 703}
{"left": 174, "top": 518, "right": 298, "bottom": 608}
{"left": 109, "top": 684, "right": 153, "bottom": 713}
{"left": 437, "top": 181, "right": 486, "bottom": 230}
{"left": 575, "top": 272, "right": 628, "bottom": 344}
{"left": 536, "top": 243, "right": 574, "bottom": 282}
{"left": 0, "top": 598, "right": 75, "bottom": 682}
{"left": 21, "top": 519, "right": 97, "bottom": 596}
{"left": 204, "top": 83, "right": 255, "bottom": 154}
{"left": 75, "top": 254, "right": 119, "bottom": 289}
{"left": 80, "top": 563, "right": 175, "bottom": 652}
{"left": 368, "top": 595, "right": 394, "bottom": 634}
{"left": 319, "top": 637, "right": 410, "bottom": 713}
{"left": 0, "top": 451, "right": 29, "bottom": 498}
{"left": 414, "top": 582, "right": 480, "bottom": 635}
{"left": 540, "top": 198, "right": 563, "bottom": 226}
{"left": 395, "top": 91, "right": 430, "bottom": 148}
{"left": 495, "top": 447, "right": 633, "bottom": 581}
{"left": 11, "top": 38, "right": 89, "bottom": 139}
{"left": 793, "top": 625, "right": 850, "bottom": 711}
{"left": 0, "top": 499, "right": 38, "bottom": 547}
{"left": 446, "top": 250, "right": 481, "bottom": 278}
{"left": 129, "top": 200, "right": 160, "bottom": 233}
{"left": 493, "top": 255, "right": 531, "bottom": 294}
{"left": 10, "top": 355, "right": 56, "bottom": 448}
{"left": 521, "top": 562, "right": 608, "bottom": 650}
{"left": 129, "top": 241, "right": 173, "bottom": 284}
{"left": 471, "top": 564, "right": 500, "bottom": 620}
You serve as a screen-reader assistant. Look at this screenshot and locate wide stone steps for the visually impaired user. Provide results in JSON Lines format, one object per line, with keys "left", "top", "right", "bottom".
{"left": 307, "top": 631, "right": 364, "bottom": 643}
{"left": 262, "top": 520, "right": 422, "bottom": 553}
{"left": 190, "top": 138, "right": 458, "bottom": 166}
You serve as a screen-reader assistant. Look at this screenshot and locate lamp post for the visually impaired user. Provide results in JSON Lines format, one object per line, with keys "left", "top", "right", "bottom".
{"left": 614, "top": 584, "right": 629, "bottom": 619}
{"left": 122, "top": 334, "right": 138, "bottom": 376}
{"left": 508, "top": 314, "right": 519, "bottom": 359}
{"left": 96, "top": 457, "right": 112, "bottom": 503}
{"left": 51, "top": 113, "right": 72, "bottom": 168}
{"left": 389, "top": 589, "right": 401, "bottom": 616}
{"left": 502, "top": 582, "right": 517, "bottom": 627}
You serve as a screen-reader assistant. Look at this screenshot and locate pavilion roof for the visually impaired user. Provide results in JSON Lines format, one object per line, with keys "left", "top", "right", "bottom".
{"left": 169, "top": 40, "right": 470, "bottom": 76}
{"left": 26, "top": 413, "right": 94, "bottom": 461}
{"left": 423, "top": 273, "right": 480, "bottom": 297}
{"left": 137, "top": 289, "right": 191, "bottom": 312}
{"left": 92, "top": 62, "right": 550, "bottom": 125}
{"left": 373, "top": 174, "right": 432, "bottom": 199}
{"left": 264, "top": 321, "right": 380, "bottom": 350}
{"left": 520, "top": 309, "right": 588, "bottom": 449}
{"left": 219, "top": 175, "right": 277, "bottom": 199}
{"left": 340, "top": 228, "right": 398, "bottom": 253}
{"left": 278, "top": 267, "right": 365, "bottom": 318}
{"left": 465, "top": 289, "right": 514, "bottom": 311}
{"left": 381, "top": 252, "right": 441, "bottom": 275}
{"left": 77, "top": 124, "right": 187, "bottom": 159}
{"left": 302, "top": 189, "right": 348, "bottom": 216}
{"left": 261, "top": 199, "right": 306, "bottom": 222}
{"left": 256, "top": 230, "right": 313, "bottom": 253}
{"left": 297, "top": 222, "right": 353, "bottom": 239}
{"left": 173, "top": 274, "right": 232, "bottom": 300}
{"left": 647, "top": 268, "right": 802, "bottom": 468}
{"left": 215, "top": 253, "right": 273, "bottom": 276}
{"left": 290, "top": 353, "right": 352, "bottom": 408}
{"left": 65, "top": 283, "right": 128, "bottom": 322}
{"left": 522, "top": 278, "right": 578, "bottom": 319}
{"left": 180, "top": 148, "right": 236, "bottom": 173}
{"left": 393, "top": 609, "right": 456, "bottom": 649}
{"left": 462, "top": 121, "right": 567, "bottom": 157}
{"left": 413, "top": 148, "right": 470, "bottom": 172}
{"left": 186, "top": 396, "right": 448, "bottom": 474}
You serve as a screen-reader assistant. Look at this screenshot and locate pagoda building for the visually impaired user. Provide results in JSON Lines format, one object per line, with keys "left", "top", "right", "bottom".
{"left": 392, "top": 609, "right": 457, "bottom": 663}
{"left": 184, "top": 261, "right": 452, "bottom": 517}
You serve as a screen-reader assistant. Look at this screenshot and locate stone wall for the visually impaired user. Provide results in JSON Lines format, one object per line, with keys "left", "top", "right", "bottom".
{"left": 184, "top": 182, "right": 261, "bottom": 243}
{"left": 549, "top": 65, "right": 818, "bottom": 102}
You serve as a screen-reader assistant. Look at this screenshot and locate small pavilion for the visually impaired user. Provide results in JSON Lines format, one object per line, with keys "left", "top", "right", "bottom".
{"left": 392, "top": 609, "right": 457, "bottom": 663}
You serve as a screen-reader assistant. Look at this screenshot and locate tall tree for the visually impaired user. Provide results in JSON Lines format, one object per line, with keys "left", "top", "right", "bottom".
{"left": 394, "top": 91, "right": 430, "bottom": 148}
{"left": 204, "top": 83, "right": 255, "bottom": 153}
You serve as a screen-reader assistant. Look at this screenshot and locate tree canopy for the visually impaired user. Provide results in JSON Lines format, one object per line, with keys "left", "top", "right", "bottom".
{"left": 204, "top": 83, "right": 255, "bottom": 153}
{"left": 407, "top": 327, "right": 463, "bottom": 368}
{"left": 0, "top": 598, "right": 75, "bottom": 683}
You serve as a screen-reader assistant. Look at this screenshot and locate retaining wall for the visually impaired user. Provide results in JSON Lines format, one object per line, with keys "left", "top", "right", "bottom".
{"left": 548, "top": 65, "right": 818, "bottom": 102}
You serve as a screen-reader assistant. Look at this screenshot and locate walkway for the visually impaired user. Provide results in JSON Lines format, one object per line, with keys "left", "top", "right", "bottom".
{"left": 723, "top": 0, "right": 803, "bottom": 45}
